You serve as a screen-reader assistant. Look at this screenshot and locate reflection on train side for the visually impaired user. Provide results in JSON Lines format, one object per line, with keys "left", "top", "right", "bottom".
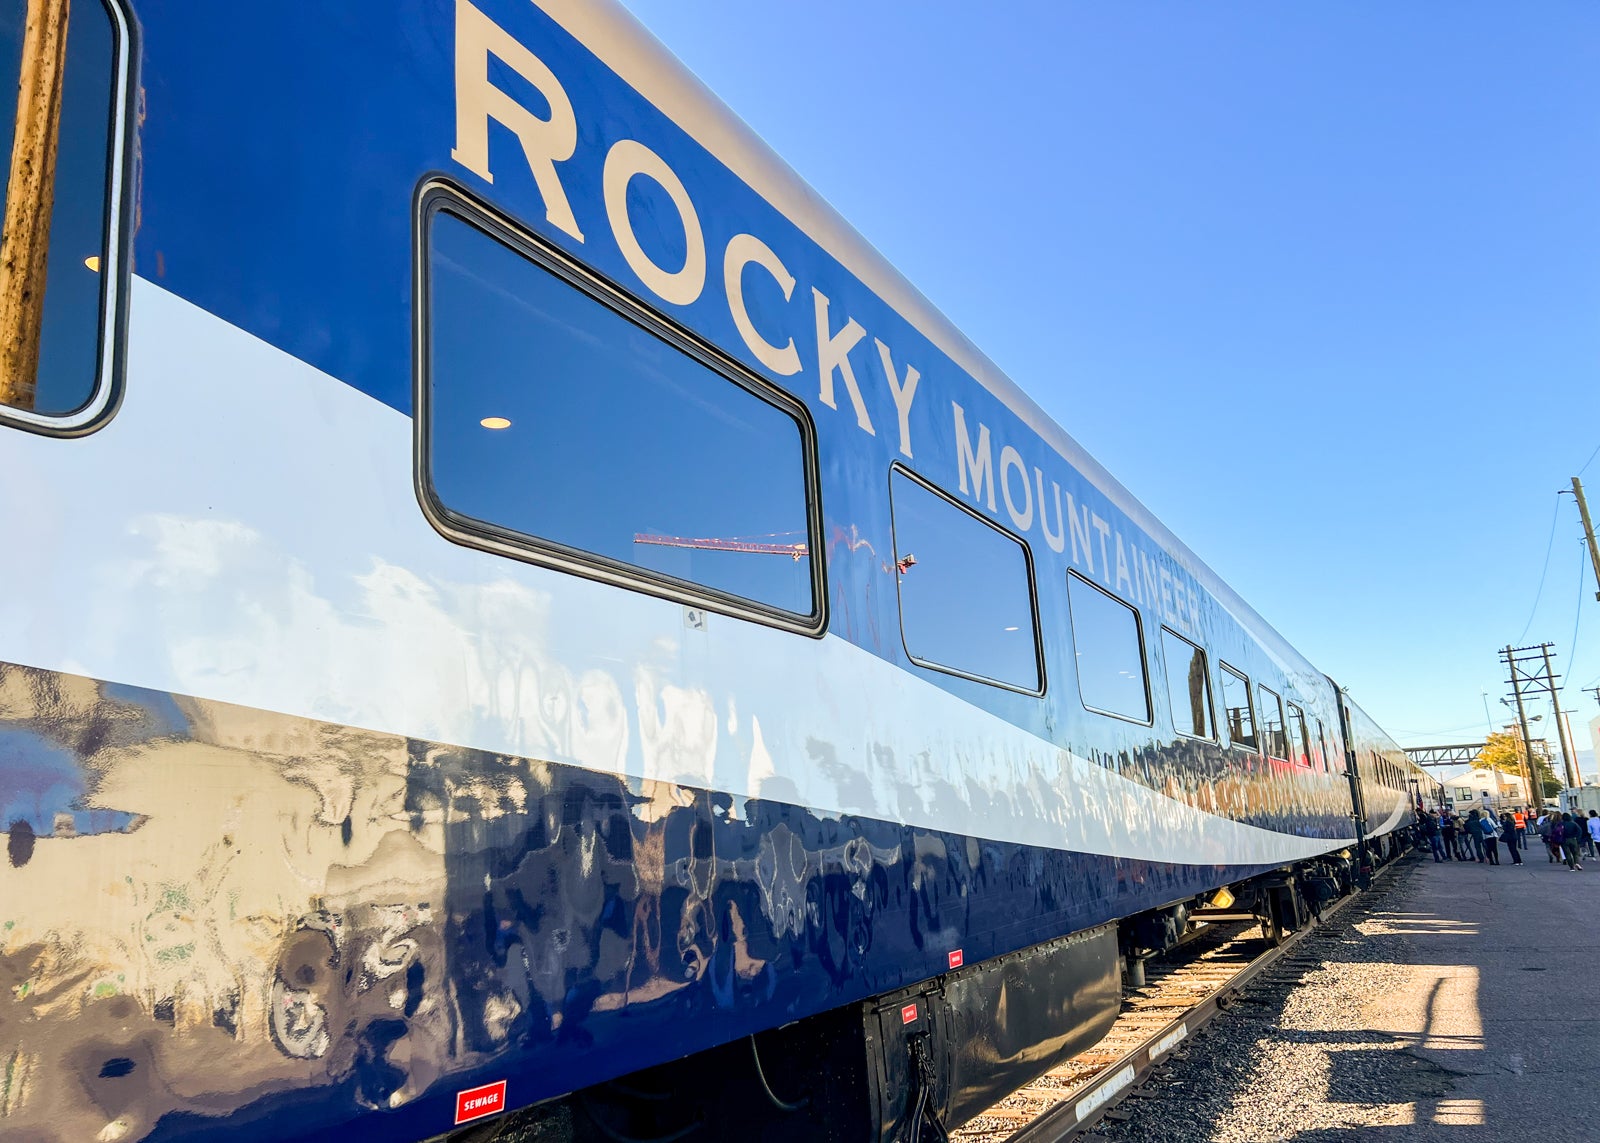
{"left": 1, "top": 657, "right": 1314, "bottom": 1137}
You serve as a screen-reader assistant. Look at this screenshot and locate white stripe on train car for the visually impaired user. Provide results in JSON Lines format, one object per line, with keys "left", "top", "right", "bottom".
{"left": 0, "top": 279, "right": 1352, "bottom": 867}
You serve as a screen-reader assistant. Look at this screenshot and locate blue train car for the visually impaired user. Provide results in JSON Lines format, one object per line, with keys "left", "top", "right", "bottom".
{"left": 0, "top": 2, "right": 1416, "bottom": 1140}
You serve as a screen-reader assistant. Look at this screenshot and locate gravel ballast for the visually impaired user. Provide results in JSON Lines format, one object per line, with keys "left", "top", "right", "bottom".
{"left": 1091, "top": 861, "right": 1427, "bottom": 1142}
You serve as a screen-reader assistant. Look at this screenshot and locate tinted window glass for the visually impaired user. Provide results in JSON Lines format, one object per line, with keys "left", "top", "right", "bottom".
{"left": 0, "top": 0, "right": 120, "bottom": 419}
{"left": 891, "top": 469, "right": 1040, "bottom": 691}
{"left": 426, "top": 208, "right": 816, "bottom": 622}
{"left": 1161, "top": 628, "right": 1213, "bottom": 739}
{"left": 1066, "top": 573, "right": 1149, "bottom": 721}
{"left": 1288, "top": 702, "right": 1310, "bottom": 768}
{"left": 1220, "top": 664, "right": 1255, "bottom": 749}
{"left": 1258, "top": 685, "right": 1287, "bottom": 760}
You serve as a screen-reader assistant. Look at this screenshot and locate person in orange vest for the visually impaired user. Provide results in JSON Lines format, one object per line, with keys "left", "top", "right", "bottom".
{"left": 1512, "top": 809, "right": 1526, "bottom": 849}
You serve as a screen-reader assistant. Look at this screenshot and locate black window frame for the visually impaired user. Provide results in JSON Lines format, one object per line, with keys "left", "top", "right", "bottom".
{"left": 1159, "top": 625, "right": 1215, "bottom": 742}
{"left": 0, "top": 0, "right": 137, "bottom": 437}
{"left": 1064, "top": 569, "right": 1152, "bottom": 725}
{"left": 1257, "top": 684, "right": 1288, "bottom": 762}
{"left": 1287, "top": 700, "right": 1310, "bottom": 769}
{"left": 414, "top": 180, "right": 827, "bottom": 636}
{"left": 1219, "top": 662, "right": 1256, "bottom": 751}
{"left": 887, "top": 462, "right": 1045, "bottom": 696}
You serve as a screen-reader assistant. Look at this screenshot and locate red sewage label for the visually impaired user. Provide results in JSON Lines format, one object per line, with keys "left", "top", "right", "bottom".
{"left": 454, "top": 1079, "right": 507, "bottom": 1125}
{"left": 948, "top": 949, "right": 964, "bottom": 969}
{"left": 900, "top": 1003, "right": 919, "bottom": 1025}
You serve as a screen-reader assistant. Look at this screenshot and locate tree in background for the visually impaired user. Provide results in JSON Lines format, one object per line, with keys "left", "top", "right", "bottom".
{"left": 1473, "top": 730, "right": 1561, "bottom": 799}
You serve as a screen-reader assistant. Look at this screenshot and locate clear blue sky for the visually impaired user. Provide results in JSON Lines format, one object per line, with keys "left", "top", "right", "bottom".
{"left": 620, "top": 1, "right": 1600, "bottom": 762}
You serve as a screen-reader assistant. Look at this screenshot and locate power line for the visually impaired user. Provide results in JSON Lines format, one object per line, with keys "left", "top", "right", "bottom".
{"left": 1578, "top": 440, "right": 1600, "bottom": 478}
{"left": 1516, "top": 495, "right": 1563, "bottom": 644}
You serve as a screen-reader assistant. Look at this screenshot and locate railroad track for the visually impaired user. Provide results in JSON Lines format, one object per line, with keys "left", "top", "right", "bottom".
{"left": 952, "top": 861, "right": 1402, "bottom": 1143}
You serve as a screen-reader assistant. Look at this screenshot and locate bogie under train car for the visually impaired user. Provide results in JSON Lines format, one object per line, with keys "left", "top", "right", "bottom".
{"left": 0, "top": 2, "right": 1426, "bottom": 1140}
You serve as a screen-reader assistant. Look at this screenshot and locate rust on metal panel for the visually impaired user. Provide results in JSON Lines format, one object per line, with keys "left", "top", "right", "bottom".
{"left": 0, "top": 0, "right": 71, "bottom": 409}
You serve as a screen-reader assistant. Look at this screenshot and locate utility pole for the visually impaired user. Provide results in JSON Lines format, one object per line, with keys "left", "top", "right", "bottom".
{"left": 1503, "top": 645, "right": 1544, "bottom": 808}
{"left": 1561, "top": 711, "right": 1585, "bottom": 787}
{"left": 1540, "top": 644, "right": 1578, "bottom": 788}
{"left": 1573, "top": 477, "right": 1600, "bottom": 603}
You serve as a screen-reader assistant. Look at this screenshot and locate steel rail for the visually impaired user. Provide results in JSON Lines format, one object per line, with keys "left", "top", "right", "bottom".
{"left": 999, "top": 858, "right": 1406, "bottom": 1143}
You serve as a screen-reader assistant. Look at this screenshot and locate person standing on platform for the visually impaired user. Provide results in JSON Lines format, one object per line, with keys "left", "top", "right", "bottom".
{"left": 1560, "top": 813, "right": 1584, "bottom": 871}
{"left": 1463, "top": 810, "right": 1481, "bottom": 862}
{"left": 1499, "top": 811, "right": 1521, "bottom": 865}
{"left": 1588, "top": 810, "right": 1600, "bottom": 860}
{"left": 1438, "top": 811, "right": 1457, "bottom": 861}
{"left": 1421, "top": 812, "right": 1444, "bottom": 862}
{"left": 1538, "top": 813, "right": 1557, "bottom": 862}
{"left": 1477, "top": 811, "right": 1500, "bottom": 865}
{"left": 1513, "top": 808, "right": 1526, "bottom": 848}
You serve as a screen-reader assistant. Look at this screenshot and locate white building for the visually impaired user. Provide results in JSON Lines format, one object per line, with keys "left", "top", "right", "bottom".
{"left": 1437, "top": 766, "right": 1528, "bottom": 814}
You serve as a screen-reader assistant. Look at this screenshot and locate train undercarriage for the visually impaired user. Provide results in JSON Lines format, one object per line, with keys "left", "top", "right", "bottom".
{"left": 448, "top": 833, "right": 1415, "bottom": 1143}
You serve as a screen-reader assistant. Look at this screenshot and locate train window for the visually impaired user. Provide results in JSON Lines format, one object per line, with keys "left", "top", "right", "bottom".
{"left": 421, "top": 199, "right": 822, "bottom": 631}
{"left": 1066, "top": 571, "right": 1149, "bottom": 721}
{"left": 1287, "top": 702, "right": 1310, "bottom": 768}
{"left": 889, "top": 467, "right": 1041, "bottom": 692}
{"left": 1160, "top": 628, "right": 1213, "bottom": 739}
{"left": 0, "top": 0, "right": 130, "bottom": 432}
{"left": 1257, "top": 685, "right": 1288, "bottom": 760}
{"left": 1219, "top": 664, "right": 1256, "bottom": 750}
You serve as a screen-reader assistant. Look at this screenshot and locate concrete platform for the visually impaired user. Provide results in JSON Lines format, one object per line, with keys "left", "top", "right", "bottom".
{"left": 1089, "top": 848, "right": 1600, "bottom": 1143}
{"left": 1364, "top": 848, "right": 1600, "bottom": 1139}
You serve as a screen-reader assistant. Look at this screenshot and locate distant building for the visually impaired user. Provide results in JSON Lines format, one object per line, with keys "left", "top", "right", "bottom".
{"left": 1437, "top": 766, "right": 1528, "bottom": 814}
{"left": 1559, "top": 787, "right": 1600, "bottom": 816}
